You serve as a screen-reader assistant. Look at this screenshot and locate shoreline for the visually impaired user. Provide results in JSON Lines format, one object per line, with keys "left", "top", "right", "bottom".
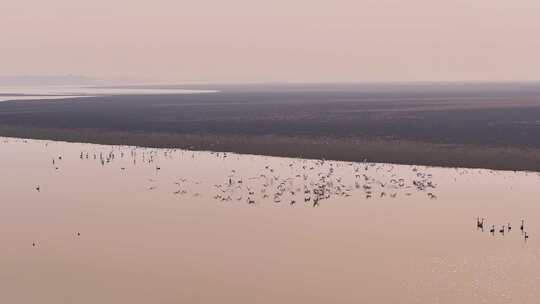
{"left": 2, "top": 125, "right": 540, "bottom": 172}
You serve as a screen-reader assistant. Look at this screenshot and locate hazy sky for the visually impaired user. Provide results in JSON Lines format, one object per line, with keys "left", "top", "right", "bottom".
{"left": 2, "top": 0, "right": 540, "bottom": 83}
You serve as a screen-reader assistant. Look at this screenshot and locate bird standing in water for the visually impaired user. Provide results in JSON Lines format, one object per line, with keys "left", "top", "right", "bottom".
{"left": 476, "top": 218, "right": 484, "bottom": 230}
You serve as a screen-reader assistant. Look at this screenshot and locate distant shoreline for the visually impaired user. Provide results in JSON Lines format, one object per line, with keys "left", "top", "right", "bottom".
{"left": 2, "top": 125, "right": 540, "bottom": 172}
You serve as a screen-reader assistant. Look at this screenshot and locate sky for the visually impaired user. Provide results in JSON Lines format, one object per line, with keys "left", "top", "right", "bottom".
{"left": 1, "top": 0, "right": 540, "bottom": 83}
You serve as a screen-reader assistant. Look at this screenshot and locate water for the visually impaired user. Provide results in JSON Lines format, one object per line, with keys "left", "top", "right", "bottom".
{"left": 0, "top": 86, "right": 217, "bottom": 102}
{"left": 0, "top": 137, "right": 539, "bottom": 303}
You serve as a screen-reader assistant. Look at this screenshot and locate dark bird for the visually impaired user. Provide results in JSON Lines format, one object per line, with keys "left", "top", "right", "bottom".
{"left": 476, "top": 217, "right": 484, "bottom": 229}
{"left": 499, "top": 225, "right": 505, "bottom": 235}
{"left": 490, "top": 225, "right": 495, "bottom": 234}
{"left": 520, "top": 219, "right": 524, "bottom": 231}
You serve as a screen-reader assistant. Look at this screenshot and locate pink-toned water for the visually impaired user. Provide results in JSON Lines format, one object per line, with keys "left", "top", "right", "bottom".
{"left": 1, "top": 137, "right": 539, "bottom": 303}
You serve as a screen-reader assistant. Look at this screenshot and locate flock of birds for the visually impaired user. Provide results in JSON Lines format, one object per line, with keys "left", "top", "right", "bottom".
{"left": 63, "top": 146, "right": 440, "bottom": 209}
{"left": 476, "top": 217, "right": 530, "bottom": 241}
{"left": 211, "top": 159, "right": 438, "bottom": 208}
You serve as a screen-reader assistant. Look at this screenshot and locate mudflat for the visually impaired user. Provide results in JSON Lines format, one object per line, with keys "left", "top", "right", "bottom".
{"left": 1, "top": 82, "right": 540, "bottom": 171}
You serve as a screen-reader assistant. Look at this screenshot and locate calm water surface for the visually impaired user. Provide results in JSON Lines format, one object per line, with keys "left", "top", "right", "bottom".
{"left": 0, "top": 137, "right": 539, "bottom": 303}
{"left": 0, "top": 86, "right": 217, "bottom": 102}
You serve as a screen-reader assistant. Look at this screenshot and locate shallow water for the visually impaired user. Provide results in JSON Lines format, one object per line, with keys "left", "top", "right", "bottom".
{"left": 0, "top": 137, "right": 539, "bottom": 303}
{"left": 0, "top": 95, "right": 92, "bottom": 102}
{"left": 0, "top": 86, "right": 217, "bottom": 102}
